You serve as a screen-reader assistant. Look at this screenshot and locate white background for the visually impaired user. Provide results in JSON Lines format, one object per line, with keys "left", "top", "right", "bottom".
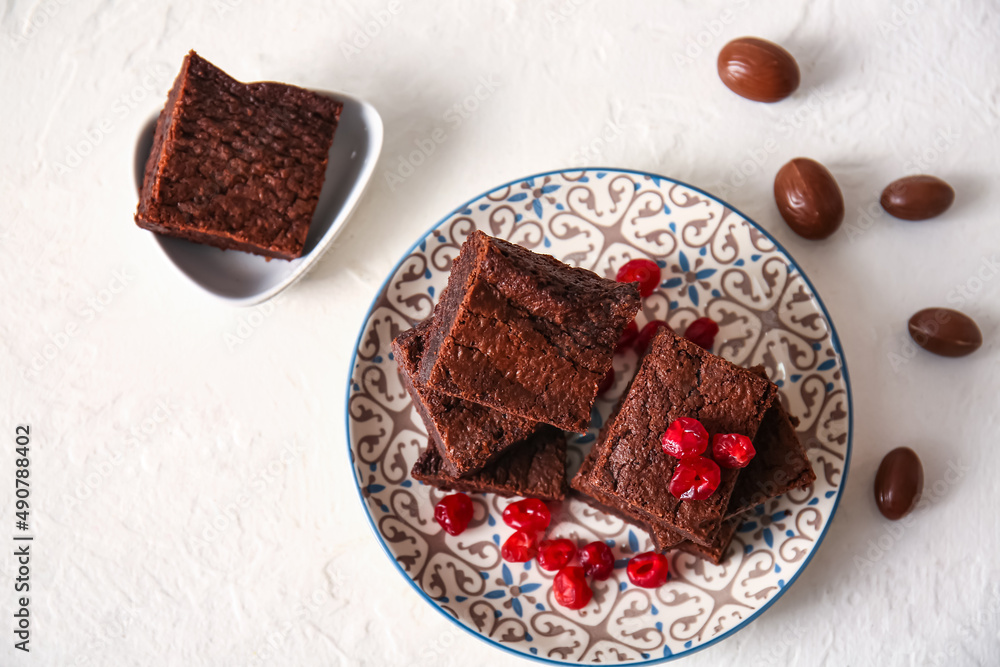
{"left": 3, "top": 0, "right": 999, "bottom": 665}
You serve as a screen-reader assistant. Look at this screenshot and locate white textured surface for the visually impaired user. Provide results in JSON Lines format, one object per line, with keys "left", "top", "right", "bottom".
{"left": 2, "top": 1, "right": 999, "bottom": 665}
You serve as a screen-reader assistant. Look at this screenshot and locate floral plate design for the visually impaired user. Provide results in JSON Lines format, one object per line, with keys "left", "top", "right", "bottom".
{"left": 346, "top": 168, "right": 852, "bottom": 664}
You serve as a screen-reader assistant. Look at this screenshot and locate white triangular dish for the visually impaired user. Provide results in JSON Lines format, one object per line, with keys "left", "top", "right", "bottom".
{"left": 132, "top": 91, "right": 383, "bottom": 306}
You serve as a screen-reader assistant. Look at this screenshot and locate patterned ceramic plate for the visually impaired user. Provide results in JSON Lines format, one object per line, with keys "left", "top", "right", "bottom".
{"left": 346, "top": 168, "right": 852, "bottom": 664}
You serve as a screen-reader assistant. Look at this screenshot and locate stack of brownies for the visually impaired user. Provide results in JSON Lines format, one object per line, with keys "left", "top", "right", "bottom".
{"left": 393, "top": 230, "right": 815, "bottom": 563}
{"left": 571, "top": 334, "right": 815, "bottom": 562}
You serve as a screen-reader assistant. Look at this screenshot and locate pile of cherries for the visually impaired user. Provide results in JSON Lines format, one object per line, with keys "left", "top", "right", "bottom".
{"left": 662, "top": 417, "right": 756, "bottom": 499}
{"left": 599, "top": 259, "right": 720, "bottom": 396}
{"left": 434, "top": 495, "right": 670, "bottom": 609}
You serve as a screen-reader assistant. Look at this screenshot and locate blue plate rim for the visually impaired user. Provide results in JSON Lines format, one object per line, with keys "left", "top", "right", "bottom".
{"left": 344, "top": 166, "right": 854, "bottom": 665}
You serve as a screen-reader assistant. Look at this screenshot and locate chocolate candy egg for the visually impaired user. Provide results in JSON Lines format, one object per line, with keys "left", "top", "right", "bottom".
{"left": 881, "top": 175, "right": 954, "bottom": 221}
{"left": 718, "top": 37, "right": 800, "bottom": 103}
{"left": 874, "top": 447, "right": 923, "bottom": 521}
{"left": 773, "top": 158, "right": 845, "bottom": 239}
{"left": 908, "top": 308, "right": 982, "bottom": 357}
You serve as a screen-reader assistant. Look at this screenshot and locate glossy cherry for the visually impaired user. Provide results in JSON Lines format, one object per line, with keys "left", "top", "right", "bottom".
{"left": 553, "top": 566, "right": 593, "bottom": 609}
{"left": 616, "top": 320, "right": 639, "bottom": 353}
{"left": 616, "top": 258, "right": 662, "bottom": 297}
{"left": 433, "top": 493, "right": 474, "bottom": 536}
{"left": 684, "top": 317, "right": 719, "bottom": 350}
{"left": 501, "top": 530, "right": 538, "bottom": 562}
{"left": 712, "top": 433, "right": 756, "bottom": 469}
{"left": 627, "top": 552, "right": 669, "bottom": 588}
{"left": 661, "top": 417, "right": 709, "bottom": 459}
{"left": 502, "top": 498, "right": 551, "bottom": 532}
{"left": 537, "top": 539, "right": 577, "bottom": 571}
{"left": 634, "top": 320, "right": 671, "bottom": 355}
{"left": 579, "top": 541, "right": 615, "bottom": 581}
{"left": 668, "top": 457, "right": 721, "bottom": 500}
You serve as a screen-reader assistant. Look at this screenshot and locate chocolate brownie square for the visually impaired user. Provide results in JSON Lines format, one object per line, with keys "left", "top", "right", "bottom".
{"left": 571, "top": 380, "right": 686, "bottom": 549}
{"left": 418, "top": 231, "right": 640, "bottom": 433}
{"left": 411, "top": 426, "right": 568, "bottom": 501}
{"left": 392, "top": 320, "right": 538, "bottom": 477}
{"left": 135, "top": 51, "right": 342, "bottom": 260}
{"left": 587, "top": 327, "right": 777, "bottom": 546}
{"left": 725, "top": 401, "right": 816, "bottom": 518}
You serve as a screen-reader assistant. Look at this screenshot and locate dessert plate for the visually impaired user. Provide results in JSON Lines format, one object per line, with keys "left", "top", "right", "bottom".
{"left": 346, "top": 168, "right": 852, "bottom": 664}
{"left": 133, "top": 91, "right": 383, "bottom": 306}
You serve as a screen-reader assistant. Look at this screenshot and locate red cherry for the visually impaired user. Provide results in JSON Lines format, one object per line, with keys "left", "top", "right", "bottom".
{"left": 627, "top": 552, "right": 669, "bottom": 588}
{"left": 553, "top": 566, "right": 593, "bottom": 609}
{"left": 538, "top": 539, "right": 577, "bottom": 571}
{"left": 434, "top": 493, "right": 474, "bottom": 536}
{"left": 597, "top": 367, "right": 615, "bottom": 396}
{"left": 578, "top": 541, "right": 615, "bottom": 581}
{"left": 616, "top": 258, "right": 661, "bottom": 298}
{"left": 616, "top": 320, "right": 639, "bottom": 353}
{"left": 501, "top": 530, "right": 538, "bottom": 562}
{"left": 660, "top": 417, "right": 709, "bottom": 459}
{"left": 712, "top": 433, "right": 756, "bottom": 468}
{"left": 634, "top": 320, "right": 671, "bottom": 355}
{"left": 684, "top": 317, "right": 719, "bottom": 350}
{"left": 668, "top": 457, "right": 721, "bottom": 500}
{"left": 502, "top": 498, "right": 551, "bottom": 532}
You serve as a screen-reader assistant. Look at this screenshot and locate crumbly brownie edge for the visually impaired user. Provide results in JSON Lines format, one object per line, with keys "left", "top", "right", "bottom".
{"left": 391, "top": 328, "right": 461, "bottom": 478}
{"left": 136, "top": 53, "right": 190, "bottom": 225}
{"left": 410, "top": 428, "right": 568, "bottom": 501}
{"left": 674, "top": 516, "right": 742, "bottom": 564}
{"left": 133, "top": 220, "right": 306, "bottom": 260}
{"left": 418, "top": 231, "right": 484, "bottom": 387}
{"left": 725, "top": 402, "right": 816, "bottom": 519}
